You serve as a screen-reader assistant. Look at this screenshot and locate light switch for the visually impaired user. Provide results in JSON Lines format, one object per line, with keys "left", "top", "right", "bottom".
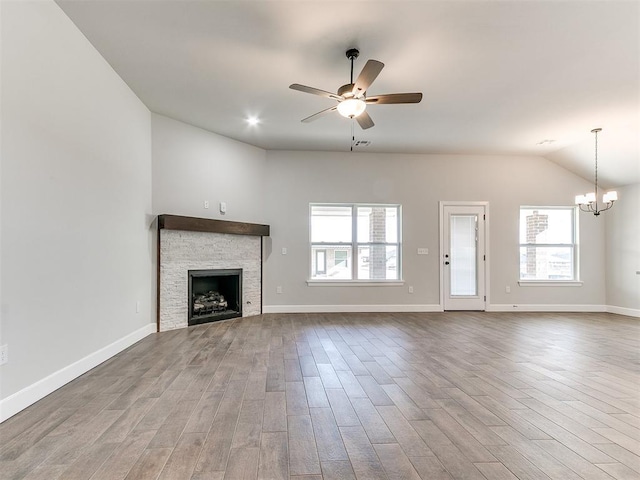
{"left": 219, "top": 202, "right": 227, "bottom": 213}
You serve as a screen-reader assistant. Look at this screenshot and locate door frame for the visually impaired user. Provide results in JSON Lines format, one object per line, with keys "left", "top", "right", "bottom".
{"left": 439, "top": 201, "right": 491, "bottom": 310}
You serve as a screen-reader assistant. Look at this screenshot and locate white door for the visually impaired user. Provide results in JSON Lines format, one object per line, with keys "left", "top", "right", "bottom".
{"left": 441, "top": 204, "right": 487, "bottom": 310}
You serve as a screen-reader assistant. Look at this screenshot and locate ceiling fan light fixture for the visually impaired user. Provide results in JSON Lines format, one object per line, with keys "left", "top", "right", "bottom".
{"left": 337, "top": 98, "right": 366, "bottom": 118}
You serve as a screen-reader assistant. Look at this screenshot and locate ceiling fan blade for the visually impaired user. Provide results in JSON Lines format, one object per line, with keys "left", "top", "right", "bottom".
{"left": 301, "top": 105, "right": 338, "bottom": 123}
{"left": 356, "top": 111, "right": 374, "bottom": 129}
{"left": 366, "top": 93, "right": 423, "bottom": 104}
{"left": 290, "top": 84, "right": 342, "bottom": 100}
{"left": 352, "top": 60, "right": 384, "bottom": 96}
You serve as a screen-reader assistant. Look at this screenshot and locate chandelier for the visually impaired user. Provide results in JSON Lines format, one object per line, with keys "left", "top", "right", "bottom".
{"left": 574, "top": 128, "right": 618, "bottom": 216}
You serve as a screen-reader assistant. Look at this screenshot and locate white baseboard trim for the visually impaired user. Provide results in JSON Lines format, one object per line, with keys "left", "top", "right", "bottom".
{"left": 606, "top": 305, "right": 640, "bottom": 318}
{"left": 0, "top": 323, "right": 156, "bottom": 423}
{"left": 487, "top": 304, "right": 607, "bottom": 312}
{"left": 263, "top": 304, "right": 444, "bottom": 314}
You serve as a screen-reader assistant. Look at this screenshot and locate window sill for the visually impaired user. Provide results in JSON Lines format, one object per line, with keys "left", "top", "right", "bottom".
{"left": 518, "top": 281, "right": 583, "bottom": 287}
{"left": 307, "top": 280, "right": 405, "bottom": 287}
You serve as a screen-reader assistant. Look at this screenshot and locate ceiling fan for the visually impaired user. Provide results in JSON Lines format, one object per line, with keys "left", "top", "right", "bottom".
{"left": 290, "top": 48, "right": 423, "bottom": 130}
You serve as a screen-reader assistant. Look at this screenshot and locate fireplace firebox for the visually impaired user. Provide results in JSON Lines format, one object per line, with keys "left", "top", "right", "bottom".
{"left": 188, "top": 269, "right": 242, "bottom": 326}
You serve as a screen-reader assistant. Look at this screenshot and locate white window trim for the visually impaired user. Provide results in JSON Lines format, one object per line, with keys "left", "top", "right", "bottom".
{"left": 519, "top": 205, "right": 579, "bottom": 283}
{"left": 309, "top": 203, "right": 402, "bottom": 283}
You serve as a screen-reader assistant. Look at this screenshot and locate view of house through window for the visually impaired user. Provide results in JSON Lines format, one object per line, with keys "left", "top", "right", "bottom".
{"left": 519, "top": 207, "right": 577, "bottom": 281}
{"left": 310, "top": 204, "right": 401, "bottom": 280}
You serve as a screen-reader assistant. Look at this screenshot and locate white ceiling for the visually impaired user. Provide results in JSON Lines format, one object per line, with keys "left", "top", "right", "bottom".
{"left": 56, "top": 0, "right": 639, "bottom": 187}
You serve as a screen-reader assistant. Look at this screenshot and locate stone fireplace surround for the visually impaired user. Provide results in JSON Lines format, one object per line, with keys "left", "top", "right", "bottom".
{"left": 157, "top": 215, "right": 270, "bottom": 332}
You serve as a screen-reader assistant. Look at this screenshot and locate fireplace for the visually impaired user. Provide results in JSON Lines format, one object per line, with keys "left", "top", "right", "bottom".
{"left": 158, "top": 215, "right": 269, "bottom": 332}
{"left": 188, "top": 269, "right": 242, "bottom": 326}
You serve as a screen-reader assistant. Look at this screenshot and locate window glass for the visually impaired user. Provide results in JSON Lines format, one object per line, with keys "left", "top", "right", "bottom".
{"left": 310, "top": 205, "right": 352, "bottom": 243}
{"left": 311, "top": 204, "right": 401, "bottom": 281}
{"left": 519, "top": 207, "right": 577, "bottom": 281}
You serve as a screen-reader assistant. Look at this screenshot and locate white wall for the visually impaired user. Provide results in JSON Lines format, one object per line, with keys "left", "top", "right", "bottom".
{"left": 262, "top": 151, "right": 607, "bottom": 311}
{"left": 606, "top": 183, "right": 640, "bottom": 315}
{"left": 1, "top": 0, "right": 153, "bottom": 420}
{"left": 152, "top": 114, "right": 267, "bottom": 223}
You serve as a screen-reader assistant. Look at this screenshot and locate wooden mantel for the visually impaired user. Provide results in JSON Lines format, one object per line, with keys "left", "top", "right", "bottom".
{"left": 158, "top": 214, "right": 270, "bottom": 237}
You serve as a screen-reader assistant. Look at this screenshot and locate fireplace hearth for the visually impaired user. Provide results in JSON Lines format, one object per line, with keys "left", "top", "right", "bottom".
{"left": 188, "top": 269, "right": 242, "bottom": 325}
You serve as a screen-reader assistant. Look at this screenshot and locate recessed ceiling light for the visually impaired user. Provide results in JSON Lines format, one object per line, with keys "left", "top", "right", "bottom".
{"left": 246, "top": 116, "right": 260, "bottom": 126}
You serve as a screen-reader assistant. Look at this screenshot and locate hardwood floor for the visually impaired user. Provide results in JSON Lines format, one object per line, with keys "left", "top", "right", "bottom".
{"left": 1, "top": 312, "right": 638, "bottom": 479}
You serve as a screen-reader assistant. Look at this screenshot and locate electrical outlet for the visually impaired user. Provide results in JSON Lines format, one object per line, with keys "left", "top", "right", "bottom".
{"left": 0, "top": 345, "right": 8, "bottom": 366}
{"left": 204, "top": 200, "right": 210, "bottom": 209}
{"left": 417, "top": 248, "right": 429, "bottom": 255}
{"left": 505, "top": 286, "right": 511, "bottom": 294}
{"left": 276, "top": 286, "right": 283, "bottom": 294}
{"left": 281, "top": 247, "right": 287, "bottom": 255}
{"left": 408, "top": 286, "right": 414, "bottom": 294}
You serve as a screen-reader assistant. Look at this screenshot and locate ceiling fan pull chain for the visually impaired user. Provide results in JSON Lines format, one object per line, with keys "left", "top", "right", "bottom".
{"left": 351, "top": 121, "right": 354, "bottom": 151}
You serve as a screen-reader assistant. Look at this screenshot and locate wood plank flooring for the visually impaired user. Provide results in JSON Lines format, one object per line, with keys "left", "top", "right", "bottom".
{"left": 1, "top": 312, "right": 638, "bottom": 479}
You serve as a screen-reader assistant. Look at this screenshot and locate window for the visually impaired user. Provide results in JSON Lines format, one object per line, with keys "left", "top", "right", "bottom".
{"left": 519, "top": 207, "right": 577, "bottom": 281}
{"left": 310, "top": 204, "right": 401, "bottom": 281}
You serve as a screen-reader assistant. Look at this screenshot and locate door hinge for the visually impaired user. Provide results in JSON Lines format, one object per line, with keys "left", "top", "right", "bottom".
{"left": 483, "top": 254, "right": 486, "bottom": 261}
{"left": 484, "top": 296, "right": 486, "bottom": 301}
{"left": 483, "top": 214, "right": 485, "bottom": 220}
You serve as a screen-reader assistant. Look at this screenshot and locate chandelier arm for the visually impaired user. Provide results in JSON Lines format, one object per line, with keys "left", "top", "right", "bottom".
{"left": 600, "top": 201, "right": 614, "bottom": 212}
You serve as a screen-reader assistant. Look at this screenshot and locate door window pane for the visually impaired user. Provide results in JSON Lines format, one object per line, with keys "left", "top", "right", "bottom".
{"left": 450, "top": 215, "right": 477, "bottom": 296}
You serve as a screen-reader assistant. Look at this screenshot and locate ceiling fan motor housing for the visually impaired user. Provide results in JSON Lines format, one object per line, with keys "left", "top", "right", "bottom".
{"left": 338, "top": 83, "right": 357, "bottom": 98}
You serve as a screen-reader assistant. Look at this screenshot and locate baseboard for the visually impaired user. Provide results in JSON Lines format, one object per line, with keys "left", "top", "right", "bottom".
{"left": 487, "top": 304, "right": 607, "bottom": 312}
{"left": 606, "top": 305, "right": 640, "bottom": 318}
{"left": 264, "top": 303, "right": 636, "bottom": 317}
{"left": 263, "top": 304, "right": 444, "bottom": 314}
{"left": 0, "top": 323, "right": 156, "bottom": 423}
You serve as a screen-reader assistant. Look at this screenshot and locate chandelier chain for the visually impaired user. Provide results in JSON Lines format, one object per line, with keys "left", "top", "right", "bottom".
{"left": 594, "top": 129, "right": 598, "bottom": 206}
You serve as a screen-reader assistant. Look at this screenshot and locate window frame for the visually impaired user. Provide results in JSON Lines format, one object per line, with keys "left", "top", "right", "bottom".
{"left": 309, "top": 203, "right": 403, "bottom": 284}
{"left": 518, "top": 206, "right": 581, "bottom": 286}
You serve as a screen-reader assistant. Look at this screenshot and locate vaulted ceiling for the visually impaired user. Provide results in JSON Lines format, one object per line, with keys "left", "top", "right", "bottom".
{"left": 57, "top": 0, "right": 639, "bottom": 187}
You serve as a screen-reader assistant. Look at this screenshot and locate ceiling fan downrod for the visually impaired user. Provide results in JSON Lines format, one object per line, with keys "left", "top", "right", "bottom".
{"left": 346, "top": 48, "right": 359, "bottom": 84}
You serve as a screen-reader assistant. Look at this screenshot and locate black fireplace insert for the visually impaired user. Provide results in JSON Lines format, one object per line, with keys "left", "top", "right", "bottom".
{"left": 188, "top": 268, "right": 242, "bottom": 326}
